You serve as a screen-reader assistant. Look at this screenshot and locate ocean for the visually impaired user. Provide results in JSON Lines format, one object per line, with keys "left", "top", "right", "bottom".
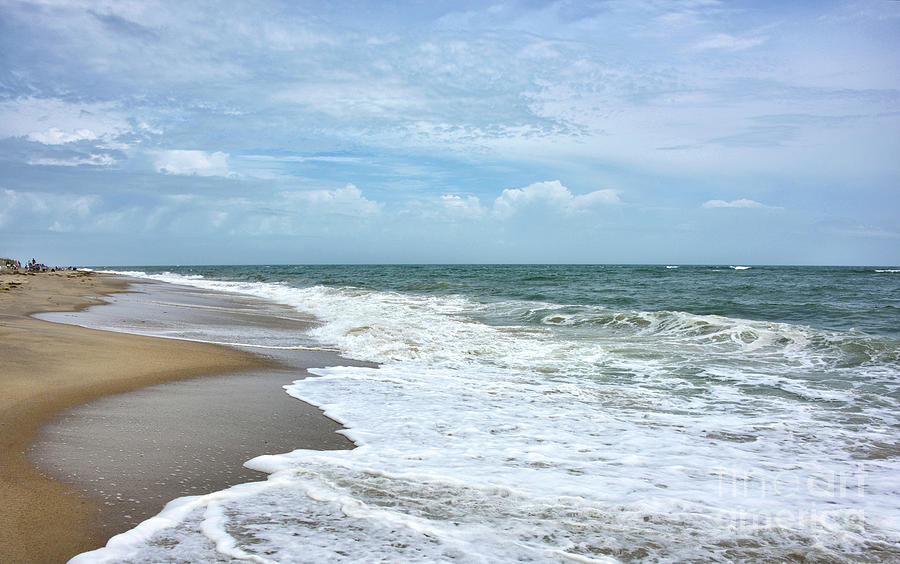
{"left": 73, "top": 265, "right": 899, "bottom": 563}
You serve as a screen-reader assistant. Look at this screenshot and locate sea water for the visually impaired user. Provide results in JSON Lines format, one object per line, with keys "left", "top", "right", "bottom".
{"left": 73, "top": 265, "right": 899, "bottom": 563}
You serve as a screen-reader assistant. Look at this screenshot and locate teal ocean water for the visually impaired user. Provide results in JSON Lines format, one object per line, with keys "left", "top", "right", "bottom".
{"left": 79, "top": 265, "right": 899, "bottom": 563}
{"left": 135, "top": 264, "right": 900, "bottom": 335}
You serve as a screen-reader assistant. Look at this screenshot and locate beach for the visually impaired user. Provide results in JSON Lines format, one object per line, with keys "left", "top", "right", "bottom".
{"left": 0, "top": 271, "right": 358, "bottom": 562}
{"left": 3, "top": 265, "right": 898, "bottom": 562}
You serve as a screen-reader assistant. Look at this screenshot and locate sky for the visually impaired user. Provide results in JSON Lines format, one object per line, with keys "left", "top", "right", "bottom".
{"left": 1, "top": 0, "right": 898, "bottom": 266}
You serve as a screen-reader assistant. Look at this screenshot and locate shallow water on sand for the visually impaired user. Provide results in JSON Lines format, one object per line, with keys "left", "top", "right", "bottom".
{"left": 32, "top": 282, "right": 364, "bottom": 538}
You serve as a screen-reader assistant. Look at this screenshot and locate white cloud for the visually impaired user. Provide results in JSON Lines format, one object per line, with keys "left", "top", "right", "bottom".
{"left": 154, "top": 150, "right": 234, "bottom": 177}
{"left": 27, "top": 127, "right": 99, "bottom": 145}
{"left": 138, "top": 121, "right": 163, "bottom": 135}
{"left": 493, "top": 180, "right": 620, "bottom": 219}
{"left": 272, "top": 80, "right": 430, "bottom": 119}
{"left": 0, "top": 97, "right": 132, "bottom": 144}
{"left": 439, "top": 194, "right": 487, "bottom": 219}
{"left": 282, "top": 184, "right": 382, "bottom": 216}
{"left": 28, "top": 153, "right": 117, "bottom": 167}
{"left": 702, "top": 198, "right": 774, "bottom": 209}
{"left": 692, "top": 33, "right": 767, "bottom": 51}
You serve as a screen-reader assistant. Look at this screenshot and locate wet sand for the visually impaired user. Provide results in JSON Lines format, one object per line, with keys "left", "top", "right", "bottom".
{"left": 30, "top": 354, "right": 359, "bottom": 541}
{"left": 0, "top": 271, "right": 361, "bottom": 562}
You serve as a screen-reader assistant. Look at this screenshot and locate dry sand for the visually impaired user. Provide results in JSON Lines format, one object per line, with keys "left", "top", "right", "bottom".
{"left": 0, "top": 271, "right": 268, "bottom": 562}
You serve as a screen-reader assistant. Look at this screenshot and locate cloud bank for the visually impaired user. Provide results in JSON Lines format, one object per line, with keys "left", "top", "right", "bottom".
{"left": 493, "top": 181, "right": 620, "bottom": 219}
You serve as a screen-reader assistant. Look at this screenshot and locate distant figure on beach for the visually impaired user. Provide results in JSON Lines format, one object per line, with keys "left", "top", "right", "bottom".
{"left": 1, "top": 256, "right": 74, "bottom": 273}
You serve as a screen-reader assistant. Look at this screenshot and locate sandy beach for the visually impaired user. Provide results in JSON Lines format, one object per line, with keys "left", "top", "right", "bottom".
{"left": 0, "top": 271, "right": 277, "bottom": 562}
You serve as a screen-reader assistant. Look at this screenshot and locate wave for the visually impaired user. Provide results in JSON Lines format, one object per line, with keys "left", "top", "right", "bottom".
{"left": 103, "top": 269, "right": 896, "bottom": 373}
{"left": 107, "top": 269, "right": 207, "bottom": 281}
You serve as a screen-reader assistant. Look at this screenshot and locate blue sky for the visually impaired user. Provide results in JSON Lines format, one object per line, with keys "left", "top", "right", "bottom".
{"left": 1, "top": 0, "right": 898, "bottom": 265}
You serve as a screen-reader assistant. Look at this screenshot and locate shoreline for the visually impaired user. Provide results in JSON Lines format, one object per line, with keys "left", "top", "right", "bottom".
{"left": 0, "top": 271, "right": 273, "bottom": 562}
